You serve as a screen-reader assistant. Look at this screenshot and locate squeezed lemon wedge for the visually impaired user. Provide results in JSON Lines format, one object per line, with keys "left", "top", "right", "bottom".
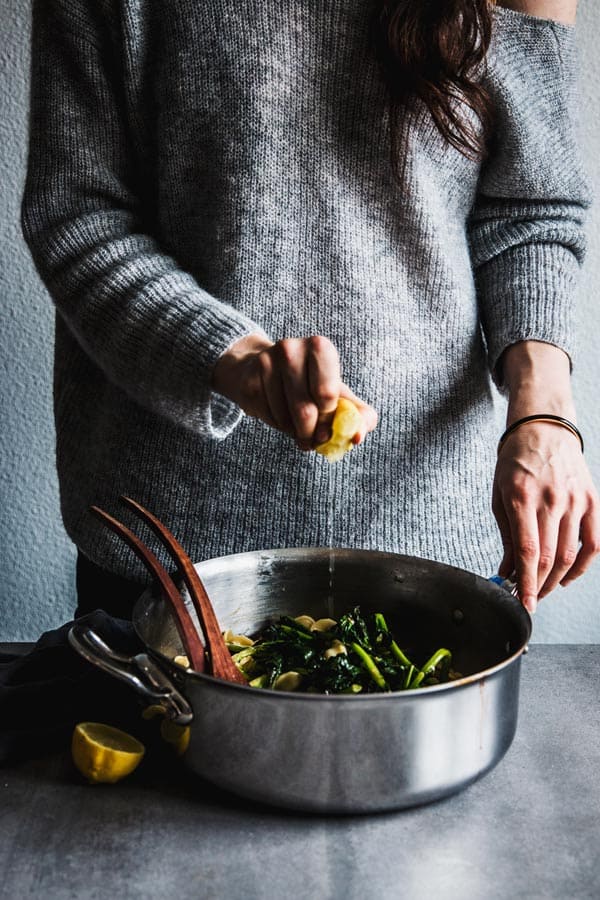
{"left": 141, "top": 705, "right": 191, "bottom": 756}
{"left": 314, "top": 397, "right": 363, "bottom": 462}
{"left": 141, "top": 704, "right": 166, "bottom": 720}
{"left": 159, "top": 719, "right": 191, "bottom": 756}
{"left": 71, "top": 722, "right": 145, "bottom": 784}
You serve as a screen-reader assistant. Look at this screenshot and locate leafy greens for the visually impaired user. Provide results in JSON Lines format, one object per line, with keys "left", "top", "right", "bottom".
{"left": 225, "top": 606, "right": 458, "bottom": 694}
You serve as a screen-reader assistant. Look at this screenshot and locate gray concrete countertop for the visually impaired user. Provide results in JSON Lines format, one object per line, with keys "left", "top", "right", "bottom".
{"left": 1, "top": 644, "right": 599, "bottom": 900}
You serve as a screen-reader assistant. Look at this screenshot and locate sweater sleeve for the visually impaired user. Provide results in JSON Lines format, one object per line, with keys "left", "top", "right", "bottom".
{"left": 466, "top": 5, "right": 593, "bottom": 395}
{"left": 20, "top": 0, "right": 268, "bottom": 439}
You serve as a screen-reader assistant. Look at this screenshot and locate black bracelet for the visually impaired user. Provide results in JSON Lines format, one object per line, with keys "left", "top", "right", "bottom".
{"left": 497, "top": 414, "right": 584, "bottom": 455}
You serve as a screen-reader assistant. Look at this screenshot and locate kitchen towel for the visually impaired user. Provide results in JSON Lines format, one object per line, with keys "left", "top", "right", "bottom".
{"left": 0, "top": 610, "right": 155, "bottom": 765}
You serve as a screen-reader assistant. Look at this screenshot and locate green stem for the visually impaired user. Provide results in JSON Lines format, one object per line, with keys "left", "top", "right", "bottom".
{"left": 403, "top": 664, "right": 415, "bottom": 689}
{"left": 280, "top": 624, "right": 314, "bottom": 643}
{"left": 352, "top": 642, "right": 388, "bottom": 690}
{"left": 227, "top": 643, "right": 255, "bottom": 654}
{"left": 374, "top": 613, "right": 388, "bottom": 632}
{"left": 408, "top": 648, "right": 452, "bottom": 689}
{"left": 409, "top": 670, "right": 425, "bottom": 689}
{"left": 374, "top": 612, "right": 414, "bottom": 668}
{"left": 420, "top": 648, "right": 452, "bottom": 675}
{"left": 390, "top": 640, "right": 414, "bottom": 669}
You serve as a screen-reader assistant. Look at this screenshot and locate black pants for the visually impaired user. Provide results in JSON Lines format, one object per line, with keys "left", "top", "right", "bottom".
{"left": 75, "top": 551, "right": 149, "bottom": 619}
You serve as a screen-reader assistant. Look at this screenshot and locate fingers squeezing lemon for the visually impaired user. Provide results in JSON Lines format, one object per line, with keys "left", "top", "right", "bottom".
{"left": 71, "top": 722, "right": 145, "bottom": 784}
{"left": 314, "top": 398, "right": 363, "bottom": 462}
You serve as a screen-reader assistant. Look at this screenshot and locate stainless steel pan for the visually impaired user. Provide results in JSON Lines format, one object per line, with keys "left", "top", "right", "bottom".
{"left": 70, "top": 547, "right": 530, "bottom": 813}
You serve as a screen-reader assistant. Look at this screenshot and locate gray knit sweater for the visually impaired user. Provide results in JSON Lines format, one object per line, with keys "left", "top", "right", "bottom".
{"left": 21, "top": 1, "right": 592, "bottom": 583}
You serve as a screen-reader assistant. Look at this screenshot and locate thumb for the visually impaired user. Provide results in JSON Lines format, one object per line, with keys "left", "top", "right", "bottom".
{"left": 339, "top": 385, "right": 379, "bottom": 443}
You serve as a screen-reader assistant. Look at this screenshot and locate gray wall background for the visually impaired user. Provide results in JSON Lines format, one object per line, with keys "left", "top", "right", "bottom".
{"left": 1, "top": 1, "right": 599, "bottom": 641}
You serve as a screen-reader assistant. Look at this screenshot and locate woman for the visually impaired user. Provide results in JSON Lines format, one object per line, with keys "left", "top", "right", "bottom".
{"left": 21, "top": 0, "right": 599, "bottom": 618}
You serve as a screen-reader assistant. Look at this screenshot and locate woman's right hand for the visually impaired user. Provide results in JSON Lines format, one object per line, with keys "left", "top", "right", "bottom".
{"left": 211, "top": 333, "right": 378, "bottom": 451}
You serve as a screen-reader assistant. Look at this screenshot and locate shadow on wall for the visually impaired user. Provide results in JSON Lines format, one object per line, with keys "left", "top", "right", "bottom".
{"left": 0, "top": 0, "right": 76, "bottom": 639}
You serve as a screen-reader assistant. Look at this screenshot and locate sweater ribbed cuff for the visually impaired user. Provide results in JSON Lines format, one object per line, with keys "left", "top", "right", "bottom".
{"left": 166, "top": 293, "right": 269, "bottom": 440}
{"left": 476, "top": 242, "right": 578, "bottom": 394}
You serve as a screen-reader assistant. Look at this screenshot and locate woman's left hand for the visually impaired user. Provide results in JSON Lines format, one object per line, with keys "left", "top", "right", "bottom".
{"left": 492, "top": 421, "right": 600, "bottom": 614}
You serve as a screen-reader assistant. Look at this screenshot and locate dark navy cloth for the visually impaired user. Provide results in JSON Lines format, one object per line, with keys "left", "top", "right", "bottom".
{"left": 0, "top": 610, "right": 151, "bottom": 765}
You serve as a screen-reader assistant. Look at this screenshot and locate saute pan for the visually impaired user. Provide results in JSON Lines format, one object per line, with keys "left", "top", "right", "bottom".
{"left": 70, "top": 547, "right": 530, "bottom": 813}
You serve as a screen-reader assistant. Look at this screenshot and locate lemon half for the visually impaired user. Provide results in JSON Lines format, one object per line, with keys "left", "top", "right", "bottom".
{"left": 71, "top": 722, "right": 145, "bottom": 784}
{"left": 159, "top": 719, "right": 191, "bottom": 756}
{"left": 314, "top": 398, "right": 363, "bottom": 462}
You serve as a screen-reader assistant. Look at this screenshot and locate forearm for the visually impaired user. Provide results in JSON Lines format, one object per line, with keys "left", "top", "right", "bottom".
{"left": 23, "top": 0, "right": 266, "bottom": 439}
{"left": 493, "top": 337, "right": 599, "bottom": 612}
{"left": 468, "top": 5, "right": 592, "bottom": 399}
{"left": 501, "top": 340, "right": 577, "bottom": 425}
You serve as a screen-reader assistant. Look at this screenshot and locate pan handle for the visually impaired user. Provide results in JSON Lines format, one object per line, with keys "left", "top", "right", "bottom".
{"left": 488, "top": 571, "right": 529, "bottom": 654}
{"left": 68, "top": 622, "right": 193, "bottom": 725}
{"left": 488, "top": 570, "right": 519, "bottom": 597}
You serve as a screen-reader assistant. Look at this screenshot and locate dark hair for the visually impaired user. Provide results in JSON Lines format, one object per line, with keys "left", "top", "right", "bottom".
{"left": 369, "top": 0, "right": 496, "bottom": 178}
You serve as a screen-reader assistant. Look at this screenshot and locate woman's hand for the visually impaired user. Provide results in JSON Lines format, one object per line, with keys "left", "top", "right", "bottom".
{"left": 492, "top": 340, "right": 600, "bottom": 614}
{"left": 493, "top": 423, "right": 600, "bottom": 613}
{"left": 211, "top": 332, "right": 378, "bottom": 450}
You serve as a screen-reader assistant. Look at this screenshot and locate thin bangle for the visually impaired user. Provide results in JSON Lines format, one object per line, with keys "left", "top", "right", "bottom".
{"left": 497, "top": 414, "right": 584, "bottom": 455}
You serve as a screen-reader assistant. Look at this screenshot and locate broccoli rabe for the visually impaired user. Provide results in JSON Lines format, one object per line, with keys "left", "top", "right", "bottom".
{"left": 225, "top": 606, "right": 458, "bottom": 694}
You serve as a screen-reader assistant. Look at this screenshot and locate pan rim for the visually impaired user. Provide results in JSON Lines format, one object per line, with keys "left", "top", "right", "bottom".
{"left": 134, "top": 545, "right": 532, "bottom": 701}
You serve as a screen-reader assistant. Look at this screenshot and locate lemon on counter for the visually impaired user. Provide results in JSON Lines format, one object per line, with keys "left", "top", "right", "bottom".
{"left": 314, "top": 397, "right": 363, "bottom": 462}
{"left": 71, "top": 722, "right": 145, "bottom": 784}
{"left": 159, "top": 718, "right": 191, "bottom": 756}
{"left": 141, "top": 704, "right": 167, "bottom": 720}
{"left": 141, "top": 705, "right": 191, "bottom": 756}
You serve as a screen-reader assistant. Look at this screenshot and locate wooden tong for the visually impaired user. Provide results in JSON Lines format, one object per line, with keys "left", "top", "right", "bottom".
{"left": 90, "top": 497, "right": 246, "bottom": 685}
